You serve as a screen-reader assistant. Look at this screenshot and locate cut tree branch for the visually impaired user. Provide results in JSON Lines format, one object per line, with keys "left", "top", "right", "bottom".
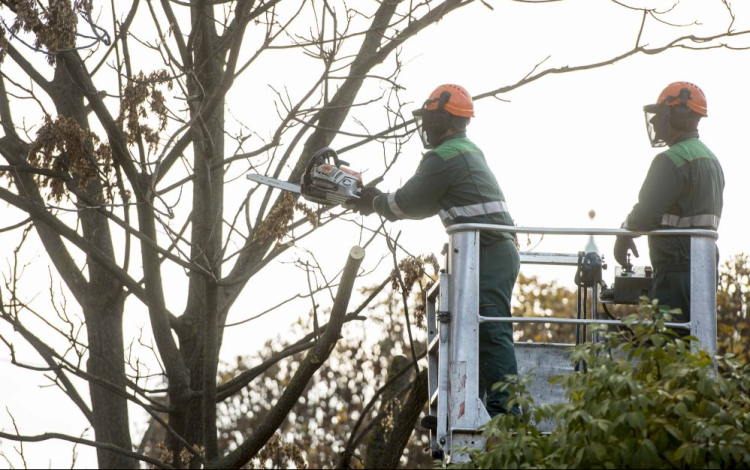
{"left": 209, "top": 245, "right": 365, "bottom": 469}
{"left": 215, "top": 275, "right": 389, "bottom": 402}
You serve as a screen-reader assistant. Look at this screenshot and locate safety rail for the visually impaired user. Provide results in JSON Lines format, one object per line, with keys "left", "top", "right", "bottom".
{"left": 426, "top": 224, "right": 718, "bottom": 463}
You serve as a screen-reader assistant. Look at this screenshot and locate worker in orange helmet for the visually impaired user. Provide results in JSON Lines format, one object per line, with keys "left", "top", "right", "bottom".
{"left": 348, "top": 84, "right": 521, "bottom": 419}
{"left": 615, "top": 82, "right": 724, "bottom": 322}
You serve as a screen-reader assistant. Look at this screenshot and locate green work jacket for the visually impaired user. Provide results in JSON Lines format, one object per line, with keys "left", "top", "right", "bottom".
{"left": 373, "top": 133, "right": 515, "bottom": 244}
{"left": 624, "top": 134, "right": 724, "bottom": 270}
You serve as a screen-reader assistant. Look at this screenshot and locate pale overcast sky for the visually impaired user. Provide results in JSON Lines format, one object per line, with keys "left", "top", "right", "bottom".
{"left": 1, "top": 1, "right": 749, "bottom": 467}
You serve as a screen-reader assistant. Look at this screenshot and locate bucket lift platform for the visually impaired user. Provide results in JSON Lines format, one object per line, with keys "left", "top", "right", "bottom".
{"left": 425, "top": 224, "right": 718, "bottom": 463}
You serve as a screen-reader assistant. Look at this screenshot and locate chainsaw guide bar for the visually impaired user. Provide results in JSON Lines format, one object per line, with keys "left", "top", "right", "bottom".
{"left": 246, "top": 147, "right": 363, "bottom": 206}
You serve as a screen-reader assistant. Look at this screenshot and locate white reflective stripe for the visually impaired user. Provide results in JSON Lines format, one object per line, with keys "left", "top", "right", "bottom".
{"left": 387, "top": 193, "right": 414, "bottom": 219}
{"left": 438, "top": 200, "right": 509, "bottom": 222}
{"left": 660, "top": 214, "right": 719, "bottom": 228}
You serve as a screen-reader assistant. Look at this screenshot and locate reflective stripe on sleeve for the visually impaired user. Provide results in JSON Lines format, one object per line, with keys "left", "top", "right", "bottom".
{"left": 660, "top": 213, "right": 720, "bottom": 229}
{"left": 387, "top": 193, "right": 415, "bottom": 219}
{"left": 438, "top": 200, "right": 509, "bottom": 222}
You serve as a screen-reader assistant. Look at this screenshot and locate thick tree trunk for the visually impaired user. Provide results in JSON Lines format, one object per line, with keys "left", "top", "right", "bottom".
{"left": 51, "top": 62, "right": 137, "bottom": 469}
{"left": 364, "top": 355, "right": 411, "bottom": 468}
{"left": 376, "top": 369, "right": 429, "bottom": 469}
{"left": 86, "top": 301, "right": 135, "bottom": 469}
{"left": 171, "top": 4, "right": 226, "bottom": 464}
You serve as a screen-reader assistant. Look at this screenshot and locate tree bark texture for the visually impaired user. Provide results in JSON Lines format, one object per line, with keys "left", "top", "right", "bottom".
{"left": 375, "top": 369, "right": 429, "bottom": 469}
{"left": 364, "top": 355, "right": 411, "bottom": 469}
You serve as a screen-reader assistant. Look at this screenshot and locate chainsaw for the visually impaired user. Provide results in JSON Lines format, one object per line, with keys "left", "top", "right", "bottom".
{"left": 247, "top": 147, "right": 376, "bottom": 206}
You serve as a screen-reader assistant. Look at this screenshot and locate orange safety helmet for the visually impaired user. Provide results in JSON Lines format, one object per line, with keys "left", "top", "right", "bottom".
{"left": 645, "top": 81, "right": 708, "bottom": 117}
{"left": 412, "top": 84, "right": 474, "bottom": 148}
{"left": 420, "top": 84, "right": 475, "bottom": 118}
{"left": 643, "top": 82, "right": 707, "bottom": 147}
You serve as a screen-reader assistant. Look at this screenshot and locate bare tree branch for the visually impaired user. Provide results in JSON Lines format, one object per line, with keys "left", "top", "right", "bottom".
{"left": 339, "top": 348, "right": 428, "bottom": 468}
{"left": 216, "top": 275, "right": 390, "bottom": 402}
{"left": 475, "top": 30, "right": 750, "bottom": 101}
{"left": 210, "top": 246, "right": 365, "bottom": 468}
{"left": 0, "top": 431, "right": 173, "bottom": 469}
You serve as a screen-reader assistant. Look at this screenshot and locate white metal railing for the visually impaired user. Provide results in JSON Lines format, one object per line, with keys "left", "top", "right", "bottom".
{"left": 426, "top": 224, "right": 718, "bottom": 463}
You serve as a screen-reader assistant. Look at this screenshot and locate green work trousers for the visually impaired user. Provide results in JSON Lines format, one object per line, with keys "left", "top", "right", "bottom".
{"left": 477, "top": 238, "right": 520, "bottom": 417}
{"left": 652, "top": 268, "right": 691, "bottom": 323}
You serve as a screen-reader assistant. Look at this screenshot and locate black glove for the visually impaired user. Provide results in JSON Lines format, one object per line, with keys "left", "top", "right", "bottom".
{"left": 346, "top": 186, "right": 383, "bottom": 216}
{"left": 614, "top": 235, "right": 639, "bottom": 268}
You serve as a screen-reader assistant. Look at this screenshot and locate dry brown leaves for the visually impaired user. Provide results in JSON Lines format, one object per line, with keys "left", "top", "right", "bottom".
{"left": 27, "top": 114, "right": 115, "bottom": 202}
{"left": 254, "top": 192, "right": 318, "bottom": 245}
{"left": 3, "top": 0, "right": 91, "bottom": 65}
{"left": 249, "top": 432, "right": 307, "bottom": 469}
{"left": 153, "top": 441, "right": 205, "bottom": 468}
{"left": 392, "top": 253, "right": 440, "bottom": 327}
{"left": 0, "top": 26, "right": 8, "bottom": 62}
{"left": 117, "top": 70, "right": 173, "bottom": 154}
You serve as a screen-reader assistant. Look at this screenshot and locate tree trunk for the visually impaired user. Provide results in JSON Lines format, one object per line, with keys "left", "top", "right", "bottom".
{"left": 376, "top": 369, "right": 428, "bottom": 469}
{"left": 172, "top": 3, "right": 226, "bottom": 464}
{"left": 364, "top": 355, "right": 411, "bottom": 468}
{"left": 86, "top": 300, "right": 135, "bottom": 469}
{"left": 52, "top": 61, "right": 136, "bottom": 469}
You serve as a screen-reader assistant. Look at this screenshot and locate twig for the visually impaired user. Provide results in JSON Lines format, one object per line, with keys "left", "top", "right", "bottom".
{"left": 0, "top": 431, "right": 172, "bottom": 469}
{"left": 385, "top": 232, "right": 420, "bottom": 376}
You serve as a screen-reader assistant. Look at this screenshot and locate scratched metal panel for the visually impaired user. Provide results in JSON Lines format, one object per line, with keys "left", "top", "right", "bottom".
{"left": 515, "top": 342, "right": 574, "bottom": 432}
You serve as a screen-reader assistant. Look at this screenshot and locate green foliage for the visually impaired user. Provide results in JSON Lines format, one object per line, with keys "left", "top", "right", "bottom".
{"left": 717, "top": 253, "right": 750, "bottom": 364}
{"left": 460, "top": 300, "right": 750, "bottom": 469}
{"left": 513, "top": 273, "right": 578, "bottom": 344}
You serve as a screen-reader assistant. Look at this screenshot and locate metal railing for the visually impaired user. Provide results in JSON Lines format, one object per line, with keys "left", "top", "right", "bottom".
{"left": 426, "top": 224, "right": 718, "bottom": 463}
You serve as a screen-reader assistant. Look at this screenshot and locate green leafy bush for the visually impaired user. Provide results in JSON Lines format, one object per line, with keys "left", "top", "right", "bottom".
{"left": 459, "top": 300, "right": 750, "bottom": 469}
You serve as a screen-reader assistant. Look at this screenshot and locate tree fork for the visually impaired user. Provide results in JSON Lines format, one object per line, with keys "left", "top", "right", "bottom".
{"left": 209, "top": 246, "right": 366, "bottom": 469}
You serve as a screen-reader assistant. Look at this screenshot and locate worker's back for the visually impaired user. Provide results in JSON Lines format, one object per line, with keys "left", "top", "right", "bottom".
{"left": 427, "top": 134, "right": 515, "bottom": 244}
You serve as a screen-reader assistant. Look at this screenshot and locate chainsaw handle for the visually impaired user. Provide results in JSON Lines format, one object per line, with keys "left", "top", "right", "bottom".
{"left": 308, "top": 147, "right": 348, "bottom": 168}
{"left": 304, "top": 147, "right": 348, "bottom": 186}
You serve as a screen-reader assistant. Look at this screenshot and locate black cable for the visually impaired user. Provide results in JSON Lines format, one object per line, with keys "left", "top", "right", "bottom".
{"left": 575, "top": 252, "right": 583, "bottom": 346}
{"left": 576, "top": 282, "right": 582, "bottom": 346}
{"left": 583, "top": 287, "right": 588, "bottom": 345}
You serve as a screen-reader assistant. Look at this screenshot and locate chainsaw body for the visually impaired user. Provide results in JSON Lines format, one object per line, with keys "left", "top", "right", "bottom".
{"left": 247, "top": 147, "right": 365, "bottom": 206}
{"left": 303, "top": 162, "right": 362, "bottom": 205}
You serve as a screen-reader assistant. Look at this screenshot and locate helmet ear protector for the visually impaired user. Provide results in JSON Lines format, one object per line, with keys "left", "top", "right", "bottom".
{"left": 430, "top": 91, "right": 452, "bottom": 136}
{"left": 667, "top": 87, "right": 693, "bottom": 132}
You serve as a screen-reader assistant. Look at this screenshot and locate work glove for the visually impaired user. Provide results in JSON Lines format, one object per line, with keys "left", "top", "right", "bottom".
{"left": 613, "top": 235, "right": 639, "bottom": 268}
{"left": 346, "top": 186, "right": 383, "bottom": 216}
